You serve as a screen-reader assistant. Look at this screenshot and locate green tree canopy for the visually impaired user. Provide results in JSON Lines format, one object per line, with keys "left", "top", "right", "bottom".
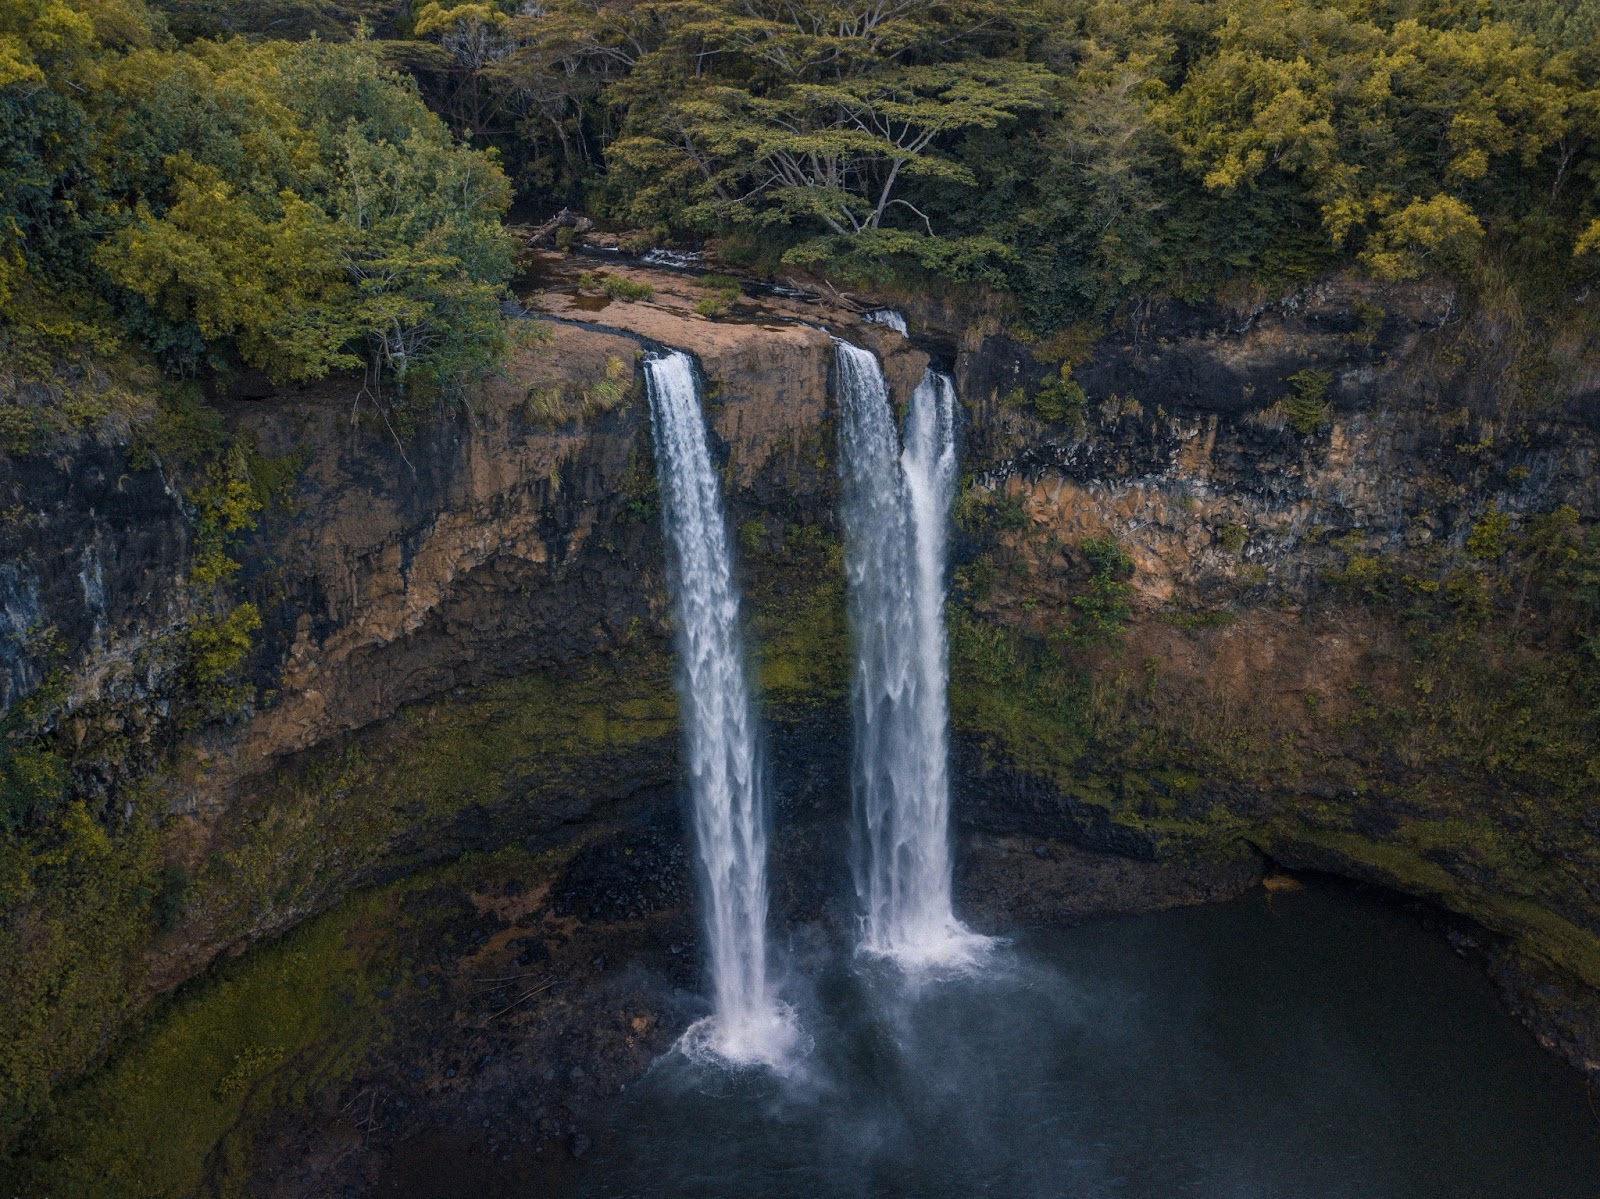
{"left": 2, "top": 13, "right": 514, "bottom": 402}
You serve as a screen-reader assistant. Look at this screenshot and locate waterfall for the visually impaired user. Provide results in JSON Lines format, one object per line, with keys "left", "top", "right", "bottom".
{"left": 644, "top": 351, "right": 797, "bottom": 1067}
{"left": 863, "top": 308, "right": 909, "bottom": 336}
{"left": 833, "top": 342, "right": 988, "bottom": 970}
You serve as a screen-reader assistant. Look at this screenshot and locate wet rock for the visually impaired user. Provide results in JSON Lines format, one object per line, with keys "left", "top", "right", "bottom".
{"left": 959, "top": 834, "right": 1266, "bottom": 929}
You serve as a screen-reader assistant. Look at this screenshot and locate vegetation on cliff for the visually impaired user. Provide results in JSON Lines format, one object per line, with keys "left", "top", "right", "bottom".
{"left": 947, "top": 443, "right": 1600, "bottom": 996}
{"left": 2, "top": 0, "right": 514, "bottom": 448}
{"left": 3, "top": 0, "right": 1600, "bottom": 1175}
{"left": 0, "top": 642, "right": 675, "bottom": 1158}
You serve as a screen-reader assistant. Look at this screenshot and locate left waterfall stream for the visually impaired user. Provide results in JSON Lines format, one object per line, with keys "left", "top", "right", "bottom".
{"left": 644, "top": 349, "right": 800, "bottom": 1070}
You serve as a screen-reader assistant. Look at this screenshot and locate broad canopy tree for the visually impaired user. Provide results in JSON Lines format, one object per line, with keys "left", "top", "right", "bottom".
{"left": 613, "top": 59, "right": 1053, "bottom": 236}
{"left": 502, "top": 0, "right": 1052, "bottom": 258}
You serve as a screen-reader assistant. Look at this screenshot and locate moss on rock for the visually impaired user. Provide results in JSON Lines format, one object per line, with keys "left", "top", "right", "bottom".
{"left": 2, "top": 845, "right": 572, "bottom": 1199}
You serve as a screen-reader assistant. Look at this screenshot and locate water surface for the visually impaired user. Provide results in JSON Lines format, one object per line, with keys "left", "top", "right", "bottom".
{"left": 559, "top": 880, "right": 1600, "bottom": 1198}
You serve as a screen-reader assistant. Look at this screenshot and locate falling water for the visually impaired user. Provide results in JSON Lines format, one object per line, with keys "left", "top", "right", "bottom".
{"left": 863, "top": 308, "right": 909, "bottom": 335}
{"left": 644, "top": 351, "right": 797, "bottom": 1067}
{"left": 833, "top": 342, "right": 988, "bottom": 970}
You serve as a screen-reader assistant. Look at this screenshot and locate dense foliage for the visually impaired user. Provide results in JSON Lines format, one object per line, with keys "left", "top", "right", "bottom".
{"left": 569, "top": 0, "right": 1593, "bottom": 323}
{"left": 1, "top": 0, "right": 514, "bottom": 429}
{"left": 202, "top": 0, "right": 1600, "bottom": 331}
{"left": 9, "top": 0, "right": 1597, "bottom": 369}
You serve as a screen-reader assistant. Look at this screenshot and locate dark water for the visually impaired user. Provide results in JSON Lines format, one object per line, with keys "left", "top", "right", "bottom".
{"left": 558, "top": 880, "right": 1600, "bottom": 1199}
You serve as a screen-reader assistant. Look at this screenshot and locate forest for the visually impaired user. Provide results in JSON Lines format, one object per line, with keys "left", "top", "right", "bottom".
{"left": 4, "top": 0, "right": 1599, "bottom": 418}
{"left": 6, "top": 1, "right": 1600, "bottom": 1187}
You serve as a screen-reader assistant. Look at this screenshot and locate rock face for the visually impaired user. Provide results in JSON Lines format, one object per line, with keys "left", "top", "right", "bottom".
{"left": 2, "top": 256, "right": 1598, "bottom": 1157}
{"left": 223, "top": 326, "right": 651, "bottom": 777}
{"left": 0, "top": 446, "right": 190, "bottom": 711}
{"left": 936, "top": 273, "right": 1600, "bottom": 1081}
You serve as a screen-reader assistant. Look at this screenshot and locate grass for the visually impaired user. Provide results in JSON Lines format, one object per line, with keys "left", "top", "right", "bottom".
{"left": 524, "top": 354, "right": 639, "bottom": 426}
{"left": 576, "top": 272, "right": 653, "bottom": 302}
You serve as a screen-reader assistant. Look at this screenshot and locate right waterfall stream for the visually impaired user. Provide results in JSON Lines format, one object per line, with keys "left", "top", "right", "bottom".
{"left": 833, "top": 339, "right": 988, "bottom": 969}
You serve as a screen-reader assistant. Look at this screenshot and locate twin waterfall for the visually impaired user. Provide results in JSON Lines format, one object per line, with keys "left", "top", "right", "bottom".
{"left": 645, "top": 330, "right": 979, "bottom": 1071}
{"left": 834, "top": 344, "right": 985, "bottom": 969}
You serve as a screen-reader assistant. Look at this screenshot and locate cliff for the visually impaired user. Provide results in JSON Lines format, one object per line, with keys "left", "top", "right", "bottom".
{"left": 2, "top": 254, "right": 1597, "bottom": 1182}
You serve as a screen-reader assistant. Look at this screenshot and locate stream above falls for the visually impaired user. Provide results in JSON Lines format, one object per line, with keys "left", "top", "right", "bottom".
{"left": 527, "top": 877, "right": 1600, "bottom": 1199}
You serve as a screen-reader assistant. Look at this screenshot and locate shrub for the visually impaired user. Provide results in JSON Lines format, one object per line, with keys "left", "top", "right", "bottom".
{"left": 601, "top": 276, "right": 653, "bottom": 301}
{"left": 1065, "top": 536, "right": 1135, "bottom": 647}
{"left": 1280, "top": 368, "right": 1333, "bottom": 434}
{"left": 1033, "top": 366, "right": 1088, "bottom": 425}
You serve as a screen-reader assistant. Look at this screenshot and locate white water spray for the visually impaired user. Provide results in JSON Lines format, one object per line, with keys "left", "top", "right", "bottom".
{"left": 644, "top": 351, "right": 798, "bottom": 1067}
{"left": 833, "top": 342, "right": 988, "bottom": 971}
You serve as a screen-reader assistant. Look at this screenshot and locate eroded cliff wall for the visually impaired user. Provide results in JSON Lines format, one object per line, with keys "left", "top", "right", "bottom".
{"left": 2, "top": 257, "right": 1596, "bottom": 1152}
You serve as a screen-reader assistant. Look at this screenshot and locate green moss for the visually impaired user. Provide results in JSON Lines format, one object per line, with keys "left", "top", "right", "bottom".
{"left": 0, "top": 645, "right": 677, "bottom": 1158}
{"left": 0, "top": 798, "right": 162, "bottom": 1151}
{"left": 948, "top": 611, "right": 1088, "bottom": 788}
{"left": 192, "top": 653, "right": 676, "bottom": 950}
{"left": 2, "top": 844, "right": 567, "bottom": 1199}
{"left": 756, "top": 573, "right": 848, "bottom": 710}
{"left": 5, "top": 897, "right": 382, "bottom": 1199}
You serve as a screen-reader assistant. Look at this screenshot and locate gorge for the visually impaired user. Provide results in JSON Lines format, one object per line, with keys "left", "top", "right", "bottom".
{"left": 8, "top": 0, "right": 1600, "bottom": 1190}
{"left": 2, "top": 249, "right": 1599, "bottom": 1195}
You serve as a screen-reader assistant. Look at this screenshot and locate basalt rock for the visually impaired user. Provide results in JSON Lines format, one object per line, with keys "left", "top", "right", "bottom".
{"left": 3, "top": 260, "right": 1599, "bottom": 1158}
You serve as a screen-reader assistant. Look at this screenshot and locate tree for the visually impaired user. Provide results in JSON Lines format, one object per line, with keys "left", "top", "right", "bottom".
{"left": 1360, "top": 193, "right": 1484, "bottom": 281}
{"left": 93, "top": 39, "right": 515, "bottom": 391}
{"left": 506, "top": 0, "right": 1051, "bottom": 243}
{"left": 411, "top": 1, "right": 520, "bottom": 135}
{"left": 615, "top": 58, "right": 1051, "bottom": 235}
{"left": 330, "top": 121, "right": 513, "bottom": 391}
{"left": 102, "top": 157, "right": 356, "bottom": 381}
{"left": 1154, "top": 0, "right": 1582, "bottom": 263}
